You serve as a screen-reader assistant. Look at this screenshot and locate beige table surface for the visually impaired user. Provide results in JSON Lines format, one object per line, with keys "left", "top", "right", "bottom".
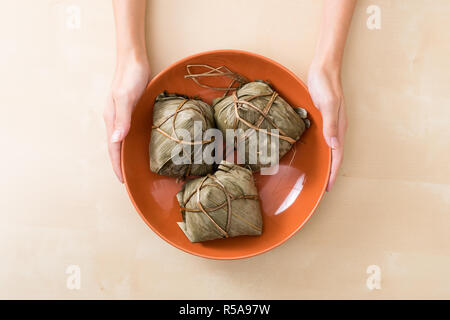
{"left": 0, "top": 0, "right": 449, "bottom": 299}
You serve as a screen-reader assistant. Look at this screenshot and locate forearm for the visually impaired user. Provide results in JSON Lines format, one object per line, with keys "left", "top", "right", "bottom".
{"left": 113, "top": 0, "right": 148, "bottom": 66}
{"left": 311, "top": 0, "right": 356, "bottom": 75}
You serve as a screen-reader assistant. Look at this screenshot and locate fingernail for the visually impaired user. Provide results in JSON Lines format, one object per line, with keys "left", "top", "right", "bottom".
{"left": 324, "top": 136, "right": 331, "bottom": 148}
{"left": 111, "top": 129, "right": 122, "bottom": 143}
{"left": 331, "top": 137, "right": 339, "bottom": 149}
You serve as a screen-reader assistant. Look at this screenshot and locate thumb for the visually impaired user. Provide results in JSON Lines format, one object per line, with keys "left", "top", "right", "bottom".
{"left": 111, "top": 99, "right": 133, "bottom": 143}
{"left": 321, "top": 106, "right": 340, "bottom": 149}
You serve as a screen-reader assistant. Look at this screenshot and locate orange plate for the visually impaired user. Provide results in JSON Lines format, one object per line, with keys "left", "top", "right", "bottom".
{"left": 122, "top": 49, "right": 331, "bottom": 260}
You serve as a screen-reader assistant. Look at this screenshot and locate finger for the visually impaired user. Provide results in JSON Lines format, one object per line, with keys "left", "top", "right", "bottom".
{"left": 108, "top": 139, "right": 124, "bottom": 183}
{"left": 327, "top": 147, "right": 343, "bottom": 192}
{"left": 104, "top": 95, "right": 124, "bottom": 183}
{"left": 320, "top": 100, "right": 340, "bottom": 149}
{"left": 111, "top": 94, "right": 134, "bottom": 143}
{"left": 326, "top": 106, "right": 347, "bottom": 192}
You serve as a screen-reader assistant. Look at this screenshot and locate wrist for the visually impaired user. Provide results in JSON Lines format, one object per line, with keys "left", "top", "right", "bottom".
{"left": 116, "top": 47, "right": 149, "bottom": 69}
{"left": 309, "top": 56, "right": 341, "bottom": 81}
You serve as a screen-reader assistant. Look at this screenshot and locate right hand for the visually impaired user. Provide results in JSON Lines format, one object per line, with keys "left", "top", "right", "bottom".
{"left": 103, "top": 56, "right": 150, "bottom": 183}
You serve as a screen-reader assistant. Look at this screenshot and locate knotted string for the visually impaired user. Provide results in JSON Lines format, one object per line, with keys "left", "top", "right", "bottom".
{"left": 152, "top": 98, "right": 214, "bottom": 145}
{"left": 231, "top": 91, "right": 297, "bottom": 144}
{"left": 152, "top": 97, "right": 215, "bottom": 178}
{"left": 184, "top": 64, "right": 248, "bottom": 97}
{"left": 180, "top": 170, "right": 260, "bottom": 238}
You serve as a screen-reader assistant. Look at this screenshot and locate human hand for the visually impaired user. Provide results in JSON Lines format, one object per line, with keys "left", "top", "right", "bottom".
{"left": 103, "top": 56, "right": 150, "bottom": 182}
{"left": 307, "top": 65, "right": 348, "bottom": 192}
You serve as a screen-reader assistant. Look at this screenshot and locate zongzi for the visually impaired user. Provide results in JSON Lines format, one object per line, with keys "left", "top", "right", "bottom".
{"left": 176, "top": 161, "right": 262, "bottom": 242}
{"left": 150, "top": 92, "right": 215, "bottom": 178}
{"left": 213, "top": 81, "right": 309, "bottom": 171}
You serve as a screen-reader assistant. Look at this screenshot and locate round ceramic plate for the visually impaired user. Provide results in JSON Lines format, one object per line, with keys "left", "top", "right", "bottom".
{"left": 122, "top": 49, "right": 331, "bottom": 259}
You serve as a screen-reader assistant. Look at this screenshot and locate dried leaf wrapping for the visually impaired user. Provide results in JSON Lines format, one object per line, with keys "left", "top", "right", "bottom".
{"left": 213, "top": 81, "right": 308, "bottom": 171}
{"left": 176, "top": 161, "right": 262, "bottom": 242}
{"left": 150, "top": 93, "right": 215, "bottom": 178}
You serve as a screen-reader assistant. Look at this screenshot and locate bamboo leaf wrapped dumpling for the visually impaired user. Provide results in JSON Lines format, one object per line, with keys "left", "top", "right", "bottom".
{"left": 213, "top": 81, "right": 309, "bottom": 172}
{"left": 176, "top": 161, "right": 263, "bottom": 242}
{"left": 150, "top": 92, "right": 215, "bottom": 178}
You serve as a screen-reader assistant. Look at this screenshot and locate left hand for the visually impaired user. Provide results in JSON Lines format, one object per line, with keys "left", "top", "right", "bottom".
{"left": 307, "top": 65, "right": 348, "bottom": 192}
